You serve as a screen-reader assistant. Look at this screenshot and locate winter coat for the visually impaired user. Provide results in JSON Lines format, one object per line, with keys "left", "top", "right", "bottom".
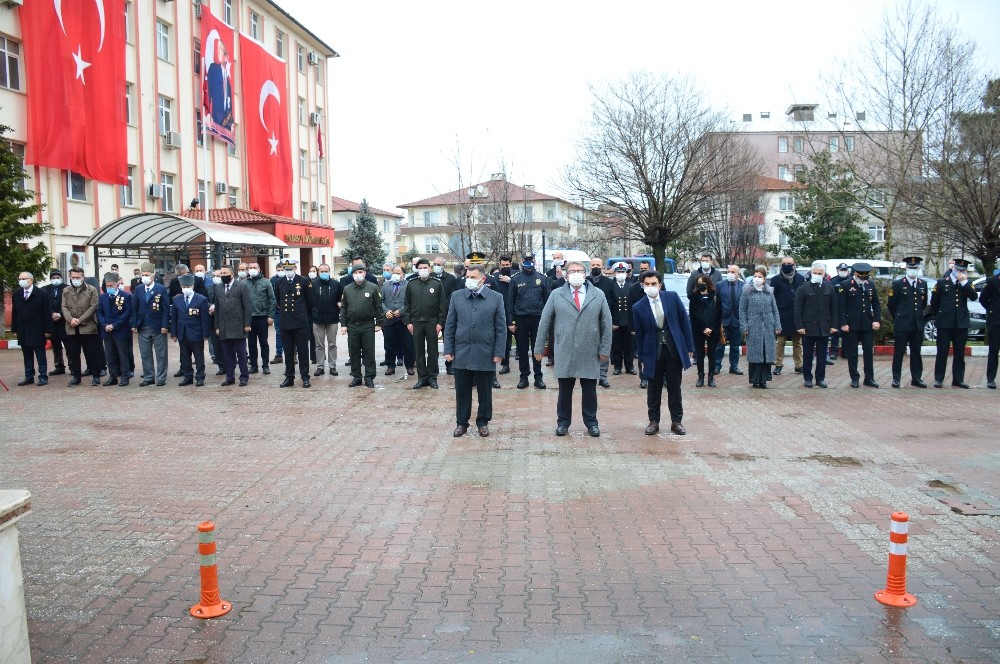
{"left": 739, "top": 283, "right": 781, "bottom": 364}
{"left": 793, "top": 280, "right": 838, "bottom": 337}
{"left": 61, "top": 282, "right": 100, "bottom": 335}
{"left": 443, "top": 287, "right": 507, "bottom": 372}
{"left": 688, "top": 291, "right": 722, "bottom": 338}
{"left": 769, "top": 271, "right": 805, "bottom": 335}
{"left": 534, "top": 283, "right": 612, "bottom": 380}
{"left": 245, "top": 275, "right": 276, "bottom": 318}
{"left": 310, "top": 278, "right": 343, "bottom": 325}
{"left": 214, "top": 280, "right": 253, "bottom": 340}
{"left": 12, "top": 286, "right": 53, "bottom": 346}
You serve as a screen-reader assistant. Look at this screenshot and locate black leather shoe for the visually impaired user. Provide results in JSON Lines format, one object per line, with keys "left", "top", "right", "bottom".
{"left": 534, "top": 379, "right": 546, "bottom": 389}
{"left": 92, "top": 378, "right": 102, "bottom": 386}
{"left": 302, "top": 378, "right": 310, "bottom": 388}
{"left": 625, "top": 368, "right": 638, "bottom": 375}
{"left": 349, "top": 378, "right": 363, "bottom": 387}
{"left": 863, "top": 379, "right": 879, "bottom": 388}
{"left": 413, "top": 379, "right": 428, "bottom": 389}
{"left": 428, "top": 378, "right": 439, "bottom": 389}
{"left": 588, "top": 425, "right": 600, "bottom": 437}
{"left": 670, "top": 422, "right": 686, "bottom": 435}
{"left": 364, "top": 378, "right": 375, "bottom": 388}
{"left": 344, "top": 359, "right": 351, "bottom": 366}
{"left": 453, "top": 425, "right": 468, "bottom": 437}
{"left": 446, "top": 367, "right": 454, "bottom": 376}
{"left": 239, "top": 380, "right": 248, "bottom": 387}
{"left": 173, "top": 369, "right": 184, "bottom": 377}
{"left": 891, "top": 380, "right": 901, "bottom": 388}
{"left": 933, "top": 381, "right": 943, "bottom": 388}
{"left": 850, "top": 378, "right": 860, "bottom": 388}
{"left": 385, "top": 367, "right": 396, "bottom": 376}
{"left": 314, "top": 367, "right": 324, "bottom": 376}
{"left": 599, "top": 379, "right": 611, "bottom": 388}
{"left": 262, "top": 366, "right": 271, "bottom": 375}
{"left": 379, "top": 360, "right": 389, "bottom": 366}
{"left": 640, "top": 378, "right": 648, "bottom": 389}
{"left": 249, "top": 366, "right": 259, "bottom": 374}
{"left": 952, "top": 381, "right": 970, "bottom": 389}
{"left": 215, "top": 368, "right": 226, "bottom": 376}
{"left": 696, "top": 376, "right": 705, "bottom": 388}
{"left": 645, "top": 422, "right": 659, "bottom": 435}
{"left": 773, "top": 367, "right": 782, "bottom": 375}
{"left": 139, "top": 380, "right": 153, "bottom": 387}
{"left": 221, "top": 379, "right": 236, "bottom": 386}
{"left": 708, "top": 375, "right": 716, "bottom": 387}
{"left": 555, "top": 425, "right": 568, "bottom": 436}
{"left": 478, "top": 426, "right": 490, "bottom": 437}
{"left": 17, "top": 378, "right": 34, "bottom": 386}
{"left": 50, "top": 368, "right": 66, "bottom": 376}
{"left": 103, "top": 377, "right": 119, "bottom": 386}
{"left": 195, "top": 380, "right": 204, "bottom": 387}
{"left": 826, "top": 359, "right": 835, "bottom": 365}
{"left": 156, "top": 381, "right": 166, "bottom": 387}
{"left": 178, "top": 378, "right": 194, "bottom": 386}
{"left": 498, "top": 366, "right": 510, "bottom": 374}
{"left": 517, "top": 378, "right": 529, "bottom": 389}
{"left": 817, "top": 381, "right": 828, "bottom": 388}
{"left": 804, "top": 380, "right": 813, "bottom": 388}
{"left": 988, "top": 381, "right": 997, "bottom": 389}
{"left": 492, "top": 378, "right": 502, "bottom": 389}
{"left": 82, "top": 368, "right": 92, "bottom": 376}
{"left": 794, "top": 367, "right": 803, "bottom": 374}
{"left": 613, "top": 368, "right": 622, "bottom": 375}
{"left": 729, "top": 368, "right": 744, "bottom": 375}
{"left": 273, "top": 355, "right": 284, "bottom": 363}
{"left": 911, "top": 379, "right": 927, "bottom": 388}
{"left": 279, "top": 378, "right": 295, "bottom": 388}
{"left": 69, "top": 378, "right": 82, "bottom": 386}
{"left": 37, "top": 378, "right": 48, "bottom": 386}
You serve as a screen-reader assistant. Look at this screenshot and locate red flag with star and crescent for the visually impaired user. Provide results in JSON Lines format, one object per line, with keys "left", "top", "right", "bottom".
{"left": 238, "top": 33, "right": 292, "bottom": 216}
{"left": 19, "top": 0, "right": 128, "bottom": 185}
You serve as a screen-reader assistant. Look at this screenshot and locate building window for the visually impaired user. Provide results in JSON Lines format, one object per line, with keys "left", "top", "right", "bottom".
{"left": 124, "top": 1, "right": 133, "bottom": 43}
{"left": 794, "top": 164, "right": 806, "bottom": 178}
{"left": 778, "top": 137, "right": 788, "bottom": 153}
{"left": 300, "top": 201, "right": 307, "bottom": 220}
{"left": 223, "top": 0, "right": 233, "bottom": 26}
{"left": 198, "top": 180, "right": 206, "bottom": 210}
{"left": 318, "top": 157, "right": 325, "bottom": 183}
{"left": 296, "top": 45, "right": 304, "bottom": 72}
{"left": 160, "top": 173, "right": 175, "bottom": 212}
{"left": 778, "top": 232, "right": 789, "bottom": 248}
{"left": 319, "top": 205, "right": 325, "bottom": 224}
{"left": 521, "top": 205, "right": 534, "bottom": 222}
{"left": 829, "top": 136, "right": 839, "bottom": 153}
{"left": 298, "top": 97, "right": 306, "bottom": 124}
{"left": 196, "top": 109, "right": 203, "bottom": 146}
{"left": 778, "top": 195, "right": 796, "bottom": 212}
{"left": 156, "top": 21, "right": 170, "bottom": 61}
{"left": 228, "top": 187, "right": 238, "bottom": 206}
{"left": 299, "top": 149, "right": 306, "bottom": 176}
{"left": 193, "top": 38, "right": 201, "bottom": 75}
{"left": 275, "top": 30, "right": 285, "bottom": 58}
{"left": 544, "top": 202, "right": 556, "bottom": 220}
{"left": 423, "top": 210, "right": 439, "bottom": 227}
{"left": 793, "top": 137, "right": 804, "bottom": 153}
{"left": 120, "top": 166, "right": 134, "bottom": 207}
{"left": 10, "top": 143, "right": 26, "bottom": 191}
{"left": 867, "top": 189, "right": 886, "bottom": 208}
{"left": 67, "top": 171, "right": 87, "bottom": 202}
{"left": 869, "top": 225, "right": 885, "bottom": 242}
{"left": 249, "top": 12, "right": 260, "bottom": 40}
{"left": 124, "top": 83, "right": 133, "bottom": 125}
{"left": 227, "top": 141, "right": 236, "bottom": 157}
{"left": 845, "top": 136, "right": 855, "bottom": 152}
{"left": 158, "top": 96, "right": 172, "bottom": 135}
{"left": 778, "top": 165, "right": 791, "bottom": 181}
{"left": 0, "top": 36, "right": 22, "bottom": 91}
{"left": 383, "top": 219, "right": 389, "bottom": 233}
{"left": 423, "top": 238, "right": 440, "bottom": 253}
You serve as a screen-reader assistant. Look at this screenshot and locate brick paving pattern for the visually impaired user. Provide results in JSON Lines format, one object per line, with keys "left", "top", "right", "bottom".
{"left": 1, "top": 337, "right": 998, "bottom": 663}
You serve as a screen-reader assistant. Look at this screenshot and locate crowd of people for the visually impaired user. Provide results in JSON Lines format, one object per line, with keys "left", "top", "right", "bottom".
{"left": 10, "top": 251, "right": 1000, "bottom": 438}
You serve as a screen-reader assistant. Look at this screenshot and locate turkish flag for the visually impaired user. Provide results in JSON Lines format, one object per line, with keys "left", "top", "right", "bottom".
{"left": 201, "top": 7, "right": 236, "bottom": 146}
{"left": 19, "top": 0, "right": 128, "bottom": 185}
{"left": 239, "top": 34, "right": 292, "bottom": 216}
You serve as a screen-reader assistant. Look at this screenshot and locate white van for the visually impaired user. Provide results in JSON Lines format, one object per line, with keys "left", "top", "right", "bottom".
{"left": 540, "top": 249, "right": 591, "bottom": 268}
{"left": 813, "top": 258, "right": 901, "bottom": 278}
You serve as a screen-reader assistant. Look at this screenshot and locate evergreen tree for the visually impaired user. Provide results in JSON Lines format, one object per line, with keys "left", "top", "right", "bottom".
{"left": 768, "top": 152, "right": 877, "bottom": 264}
{"left": 0, "top": 125, "right": 49, "bottom": 337}
{"left": 340, "top": 199, "right": 386, "bottom": 274}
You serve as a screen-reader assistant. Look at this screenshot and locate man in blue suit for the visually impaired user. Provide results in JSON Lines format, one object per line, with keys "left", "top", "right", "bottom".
{"left": 633, "top": 270, "right": 695, "bottom": 436}
{"left": 97, "top": 273, "right": 134, "bottom": 386}
{"left": 131, "top": 262, "right": 171, "bottom": 387}
{"left": 715, "top": 265, "right": 745, "bottom": 375}
{"left": 170, "top": 273, "right": 212, "bottom": 386}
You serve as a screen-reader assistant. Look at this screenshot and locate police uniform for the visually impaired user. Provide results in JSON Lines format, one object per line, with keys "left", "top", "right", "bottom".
{"left": 835, "top": 263, "right": 881, "bottom": 387}
{"left": 828, "top": 262, "right": 852, "bottom": 360}
{"left": 507, "top": 254, "right": 550, "bottom": 387}
{"left": 608, "top": 262, "right": 636, "bottom": 374}
{"left": 930, "top": 258, "right": 978, "bottom": 387}
{"left": 274, "top": 260, "right": 314, "bottom": 387}
{"left": 887, "top": 257, "right": 928, "bottom": 387}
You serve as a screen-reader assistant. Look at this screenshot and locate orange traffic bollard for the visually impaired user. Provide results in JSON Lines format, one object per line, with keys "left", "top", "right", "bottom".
{"left": 874, "top": 511, "right": 917, "bottom": 607}
{"left": 190, "top": 521, "right": 233, "bottom": 618}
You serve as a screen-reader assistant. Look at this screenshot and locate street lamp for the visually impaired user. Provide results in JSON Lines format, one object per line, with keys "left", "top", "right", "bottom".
{"left": 542, "top": 228, "right": 547, "bottom": 268}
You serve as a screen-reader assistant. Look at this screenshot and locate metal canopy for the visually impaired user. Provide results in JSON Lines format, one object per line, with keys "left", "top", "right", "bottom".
{"left": 86, "top": 213, "right": 288, "bottom": 249}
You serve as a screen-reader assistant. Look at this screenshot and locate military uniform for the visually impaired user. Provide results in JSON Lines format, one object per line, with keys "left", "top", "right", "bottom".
{"left": 341, "top": 272, "right": 384, "bottom": 384}
{"left": 608, "top": 264, "right": 635, "bottom": 374}
{"left": 274, "top": 271, "right": 313, "bottom": 385}
{"left": 403, "top": 274, "right": 447, "bottom": 386}
{"left": 887, "top": 263, "right": 929, "bottom": 387}
{"left": 836, "top": 271, "right": 881, "bottom": 387}
{"left": 930, "top": 261, "right": 978, "bottom": 387}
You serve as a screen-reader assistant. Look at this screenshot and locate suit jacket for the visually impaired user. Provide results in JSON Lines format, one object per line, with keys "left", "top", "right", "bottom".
{"left": 214, "top": 280, "right": 253, "bottom": 339}
{"left": 770, "top": 272, "right": 805, "bottom": 334}
{"left": 718, "top": 278, "right": 745, "bottom": 328}
{"left": 794, "top": 280, "right": 838, "bottom": 336}
{"left": 12, "top": 286, "right": 53, "bottom": 346}
{"left": 980, "top": 275, "right": 1000, "bottom": 327}
{"left": 381, "top": 279, "right": 408, "bottom": 326}
{"left": 633, "top": 291, "right": 694, "bottom": 376}
{"left": 97, "top": 291, "right": 134, "bottom": 340}
{"left": 443, "top": 287, "right": 507, "bottom": 372}
{"left": 131, "top": 282, "right": 171, "bottom": 331}
{"left": 535, "top": 283, "right": 613, "bottom": 380}
{"left": 170, "top": 292, "right": 212, "bottom": 341}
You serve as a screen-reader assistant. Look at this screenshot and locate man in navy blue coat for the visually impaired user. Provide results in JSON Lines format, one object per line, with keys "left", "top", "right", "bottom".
{"left": 131, "top": 262, "right": 171, "bottom": 386}
{"left": 769, "top": 257, "right": 805, "bottom": 375}
{"left": 633, "top": 270, "right": 695, "bottom": 436}
{"left": 170, "top": 273, "right": 213, "bottom": 386}
{"left": 97, "top": 273, "right": 134, "bottom": 386}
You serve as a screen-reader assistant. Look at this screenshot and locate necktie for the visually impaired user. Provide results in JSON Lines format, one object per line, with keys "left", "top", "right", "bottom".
{"left": 186, "top": 296, "right": 191, "bottom": 307}
{"left": 653, "top": 297, "right": 663, "bottom": 328}
{"left": 24, "top": 290, "right": 29, "bottom": 299}
{"left": 393, "top": 283, "right": 399, "bottom": 296}
{"left": 225, "top": 284, "right": 230, "bottom": 296}
{"left": 573, "top": 288, "right": 581, "bottom": 311}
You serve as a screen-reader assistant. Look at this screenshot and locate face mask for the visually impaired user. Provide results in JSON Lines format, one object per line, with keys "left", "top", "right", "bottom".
{"left": 700, "top": 261, "right": 711, "bottom": 271}
{"left": 418, "top": 268, "right": 430, "bottom": 279}
{"left": 591, "top": 267, "right": 602, "bottom": 277}
{"left": 753, "top": 276, "right": 765, "bottom": 287}
{"left": 71, "top": 278, "right": 84, "bottom": 288}
{"left": 465, "top": 277, "right": 482, "bottom": 290}
{"left": 522, "top": 262, "right": 534, "bottom": 271}
{"left": 248, "top": 268, "right": 260, "bottom": 278}
{"left": 220, "top": 275, "right": 232, "bottom": 285}
{"left": 51, "top": 278, "right": 62, "bottom": 287}
{"left": 615, "top": 273, "right": 627, "bottom": 283}
{"left": 141, "top": 275, "right": 153, "bottom": 285}
{"left": 698, "top": 284, "right": 708, "bottom": 292}
{"left": 18, "top": 279, "right": 29, "bottom": 288}
{"left": 308, "top": 272, "right": 317, "bottom": 279}
{"left": 390, "top": 273, "right": 401, "bottom": 283}
{"left": 319, "top": 272, "right": 331, "bottom": 281}
{"left": 500, "top": 267, "right": 511, "bottom": 276}
{"left": 811, "top": 273, "right": 824, "bottom": 284}
{"left": 195, "top": 271, "right": 206, "bottom": 278}
{"left": 212, "top": 276, "right": 223, "bottom": 285}
{"left": 433, "top": 265, "right": 443, "bottom": 275}
{"left": 382, "top": 271, "right": 392, "bottom": 280}
{"left": 905, "top": 268, "right": 919, "bottom": 279}
{"left": 643, "top": 285, "right": 659, "bottom": 298}
{"left": 781, "top": 264, "right": 795, "bottom": 274}
{"left": 855, "top": 274, "right": 869, "bottom": 283}
{"left": 182, "top": 287, "right": 194, "bottom": 297}
{"left": 838, "top": 270, "right": 849, "bottom": 278}
{"left": 234, "top": 270, "right": 245, "bottom": 279}
{"left": 568, "top": 273, "right": 587, "bottom": 287}
{"left": 725, "top": 273, "right": 737, "bottom": 282}
{"left": 353, "top": 273, "right": 366, "bottom": 283}
{"left": 106, "top": 287, "right": 118, "bottom": 295}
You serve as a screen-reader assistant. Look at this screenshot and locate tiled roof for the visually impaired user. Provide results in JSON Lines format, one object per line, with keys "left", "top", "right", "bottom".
{"left": 178, "top": 208, "right": 332, "bottom": 229}
{"left": 330, "top": 196, "right": 403, "bottom": 218}
{"left": 399, "top": 179, "right": 574, "bottom": 209}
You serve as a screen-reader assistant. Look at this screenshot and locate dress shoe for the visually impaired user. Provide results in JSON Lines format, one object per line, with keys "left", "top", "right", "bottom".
{"left": 911, "top": 379, "right": 927, "bottom": 388}
{"left": 273, "top": 355, "right": 284, "bottom": 363}
{"left": 555, "top": 425, "right": 568, "bottom": 436}
{"left": 221, "top": 379, "right": 236, "bottom": 386}
{"left": 428, "top": 378, "right": 439, "bottom": 389}
{"left": 37, "top": 378, "right": 48, "bottom": 386}
{"left": 330, "top": 368, "right": 338, "bottom": 376}
{"left": 68, "top": 377, "right": 82, "bottom": 386}
{"left": 891, "top": 380, "right": 901, "bottom": 388}
{"left": 645, "top": 422, "right": 659, "bottom": 435}
{"left": 696, "top": 376, "right": 705, "bottom": 388}
{"left": 385, "top": 367, "right": 396, "bottom": 376}
{"left": 729, "top": 367, "right": 744, "bottom": 375}
{"left": 239, "top": 380, "right": 248, "bottom": 387}
{"left": 364, "top": 378, "right": 375, "bottom": 388}
{"left": 794, "top": 367, "right": 803, "bottom": 374}
{"left": 50, "top": 368, "right": 66, "bottom": 376}
{"left": 714, "top": 365, "right": 723, "bottom": 375}
{"left": 759, "top": 382, "right": 767, "bottom": 389}
{"left": 279, "top": 378, "right": 295, "bottom": 388}
{"left": 215, "top": 368, "right": 227, "bottom": 375}
{"left": 82, "top": 368, "right": 92, "bottom": 376}
{"left": 613, "top": 368, "right": 622, "bottom": 376}
{"left": 17, "top": 378, "right": 34, "bottom": 386}
{"left": 599, "top": 378, "right": 611, "bottom": 388}
{"left": 492, "top": 378, "right": 502, "bottom": 389}
{"left": 830, "top": 350, "right": 839, "bottom": 360}
{"left": 708, "top": 375, "right": 716, "bottom": 388}
{"left": 850, "top": 378, "right": 860, "bottom": 388}
{"left": 588, "top": 425, "right": 601, "bottom": 437}
{"left": 933, "top": 381, "right": 943, "bottom": 388}
{"left": 478, "top": 426, "right": 490, "bottom": 437}
{"left": 302, "top": 378, "right": 311, "bottom": 388}
{"left": 413, "top": 379, "right": 428, "bottom": 389}
{"left": 103, "top": 377, "right": 119, "bottom": 386}
{"left": 517, "top": 378, "right": 529, "bottom": 389}
{"left": 863, "top": 379, "right": 879, "bottom": 388}
{"left": 178, "top": 378, "right": 194, "bottom": 386}
{"left": 446, "top": 367, "right": 454, "bottom": 376}
{"left": 262, "top": 366, "right": 271, "bottom": 375}
{"left": 534, "top": 379, "right": 546, "bottom": 389}
{"left": 640, "top": 378, "right": 648, "bottom": 389}
{"left": 453, "top": 425, "right": 468, "bottom": 437}
{"left": 92, "top": 377, "right": 102, "bottom": 386}
{"left": 119, "top": 377, "right": 130, "bottom": 387}
{"left": 173, "top": 369, "right": 184, "bottom": 377}
{"left": 817, "top": 380, "right": 828, "bottom": 388}
{"left": 826, "top": 359, "right": 835, "bottom": 366}
{"left": 139, "top": 380, "right": 153, "bottom": 387}
{"left": 344, "top": 359, "right": 351, "bottom": 366}
{"left": 195, "top": 380, "right": 204, "bottom": 387}
{"left": 156, "top": 381, "right": 166, "bottom": 387}
{"left": 314, "top": 367, "right": 325, "bottom": 376}
{"left": 625, "top": 368, "right": 638, "bottom": 375}
{"left": 407, "top": 367, "right": 416, "bottom": 376}
{"left": 670, "top": 422, "right": 686, "bottom": 435}
{"left": 499, "top": 365, "right": 510, "bottom": 374}
{"left": 804, "top": 379, "right": 813, "bottom": 388}
{"left": 952, "top": 381, "right": 970, "bottom": 389}
{"left": 397, "top": 359, "right": 403, "bottom": 366}
{"left": 349, "top": 378, "right": 363, "bottom": 387}
{"left": 379, "top": 360, "right": 389, "bottom": 366}
{"left": 101, "top": 369, "right": 108, "bottom": 377}
{"left": 988, "top": 381, "right": 996, "bottom": 389}
{"left": 772, "top": 366, "right": 783, "bottom": 375}
{"left": 249, "top": 366, "right": 259, "bottom": 374}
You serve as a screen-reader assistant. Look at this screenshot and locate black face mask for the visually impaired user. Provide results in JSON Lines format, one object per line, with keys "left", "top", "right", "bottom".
{"left": 781, "top": 264, "right": 795, "bottom": 274}
{"left": 698, "top": 285, "right": 708, "bottom": 292}
{"left": 591, "top": 267, "right": 603, "bottom": 277}
{"left": 220, "top": 275, "right": 233, "bottom": 285}
{"left": 500, "top": 267, "right": 511, "bottom": 276}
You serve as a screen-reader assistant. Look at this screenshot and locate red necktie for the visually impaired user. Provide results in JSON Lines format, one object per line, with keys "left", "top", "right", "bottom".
{"left": 574, "top": 288, "right": 581, "bottom": 311}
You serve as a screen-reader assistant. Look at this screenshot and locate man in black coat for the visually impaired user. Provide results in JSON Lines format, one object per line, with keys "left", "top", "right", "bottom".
{"left": 274, "top": 259, "right": 314, "bottom": 388}
{"left": 686, "top": 253, "right": 724, "bottom": 298}
{"left": 836, "top": 262, "right": 882, "bottom": 388}
{"left": 587, "top": 257, "right": 616, "bottom": 387}
{"left": 770, "top": 257, "right": 805, "bottom": 375}
{"left": 887, "top": 257, "right": 929, "bottom": 388}
{"left": 980, "top": 268, "right": 1000, "bottom": 389}
{"left": 167, "top": 264, "right": 208, "bottom": 298}
{"left": 508, "top": 254, "right": 550, "bottom": 389}
{"left": 12, "top": 270, "right": 54, "bottom": 386}
{"left": 41, "top": 269, "right": 68, "bottom": 375}
{"left": 433, "top": 257, "right": 459, "bottom": 375}
{"left": 492, "top": 255, "right": 516, "bottom": 373}
{"left": 793, "top": 262, "right": 839, "bottom": 388}
{"left": 930, "top": 258, "right": 978, "bottom": 388}
{"left": 607, "top": 262, "right": 636, "bottom": 375}
{"left": 828, "top": 262, "right": 852, "bottom": 361}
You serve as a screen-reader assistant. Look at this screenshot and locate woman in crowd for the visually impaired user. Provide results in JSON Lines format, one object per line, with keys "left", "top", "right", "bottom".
{"left": 688, "top": 274, "right": 723, "bottom": 387}
{"left": 739, "top": 265, "right": 782, "bottom": 388}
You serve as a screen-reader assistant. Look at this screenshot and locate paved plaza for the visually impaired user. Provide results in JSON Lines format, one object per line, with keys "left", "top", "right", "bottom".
{"left": 1, "top": 339, "right": 999, "bottom": 663}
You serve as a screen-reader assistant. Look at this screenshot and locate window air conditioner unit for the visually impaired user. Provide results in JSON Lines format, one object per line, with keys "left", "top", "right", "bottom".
{"left": 307, "top": 51, "right": 319, "bottom": 66}
{"left": 163, "top": 131, "right": 182, "bottom": 149}
{"left": 310, "top": 201, "right": 319, "bottom": 211}
{"left": 216, "top": 182, "right": 228, "bottom": 194}
{"left": 194, "top": 4, "right": 202, "bottom": 18}
{"left": 147, "top": 183, "right": 162, "bottom": 199}
{"left": 58, "top": 251, "right": 87, "bottom": 273}
{"left": 308, "top": 112, "right": 321, "bottom": 126}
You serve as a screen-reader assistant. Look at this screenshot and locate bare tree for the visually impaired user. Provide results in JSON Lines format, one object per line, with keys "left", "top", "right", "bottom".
{"left": 823, "top": 0, "right": 982, "bottom": 259}
{"left": 698, "top": 176, "right": 768, "bottom": 269}
{"left": 564, "top": 71, "right": 762, "bottom": 270}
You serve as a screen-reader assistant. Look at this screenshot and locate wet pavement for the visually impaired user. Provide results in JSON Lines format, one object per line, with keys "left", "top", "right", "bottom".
{"left": 1, "top": 338, "right": 999, "bottom": 663}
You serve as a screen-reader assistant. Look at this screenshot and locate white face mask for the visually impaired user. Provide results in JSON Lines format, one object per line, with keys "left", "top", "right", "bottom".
{"left": 353, "top": 272, "right": 366, "bottom": 283}
{"left": 700, "top": 261, "right": 711, "bottom": 271}
{"left": 390, "top": 273, "right": 402, "bottom": 283}
{"left": 432, "top": 265, "right": 443, "bottom": 275}
{"left": 418, "top": 268, "right": 430, "bottom": 279}
{"left": 643, "top": 285, "right": 659, "bottom": 298}
{"left": 51, "top": 278, "right": 62, "bottom": 286}
{"left": 567, "top": 273, "right": 587, "bottom": 287}
{"left": 753, "top": 276, "right": 765, "bottom": 287}
{"left": 905, "top": 268, "right": 919, "bottom": 279}
{"left": 838, "top": 270, "right": 849, "bottom": 278}
{"left": 725, "top": 273, "right": 737, "bottom": 282}
{"left": 465, "top": 277, "right": 482, "bottom": 290}
{"left": 248, "top": 268, "right": 260, "bottom": 277}
{"left": 195, "top": 271, "right": 206, "bottom": 278}
{"left": 212, "top": 276, "right": 223, "bottom": 285}
{"left": 182, "top": 287, "right": 194, "bottom": 297}
{"left": 71, "top": 278, "right": 84, "bottom": 287}
{"left": 19, "top": 278, "right": 30, "bottom": 288}
{"left": 615, "top": 273, "right": 627, "bottom": 283}
{"left": 141, "top": 275, "right": 152, "bottom": 285}
{"left": 238, "top": 270, "right": 248, "bottom": 279}
{"left": 308, "top": 272, "right": 317, "bottom": 279}
{"left": 811, "top": 273, "right": 824, "bottom": 284}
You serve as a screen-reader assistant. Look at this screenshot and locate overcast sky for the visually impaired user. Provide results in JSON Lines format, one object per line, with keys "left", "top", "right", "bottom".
{"left": 279, "top": 0, "right": 1000, "bottom": 216}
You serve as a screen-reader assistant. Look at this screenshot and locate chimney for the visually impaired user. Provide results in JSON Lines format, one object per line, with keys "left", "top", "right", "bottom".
{"left": 524, "top": 184, "right": 535, "bottom": 191}
{"left": 491, "top": 172, "right": 506, "bottom": 181}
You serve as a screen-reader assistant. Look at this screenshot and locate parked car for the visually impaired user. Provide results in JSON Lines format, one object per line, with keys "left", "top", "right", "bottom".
{"left": 919, "top": 277, "right": 986, "bottom": 341}
{"left": 660, "top": 274, "right": 690, "bottom": 313}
